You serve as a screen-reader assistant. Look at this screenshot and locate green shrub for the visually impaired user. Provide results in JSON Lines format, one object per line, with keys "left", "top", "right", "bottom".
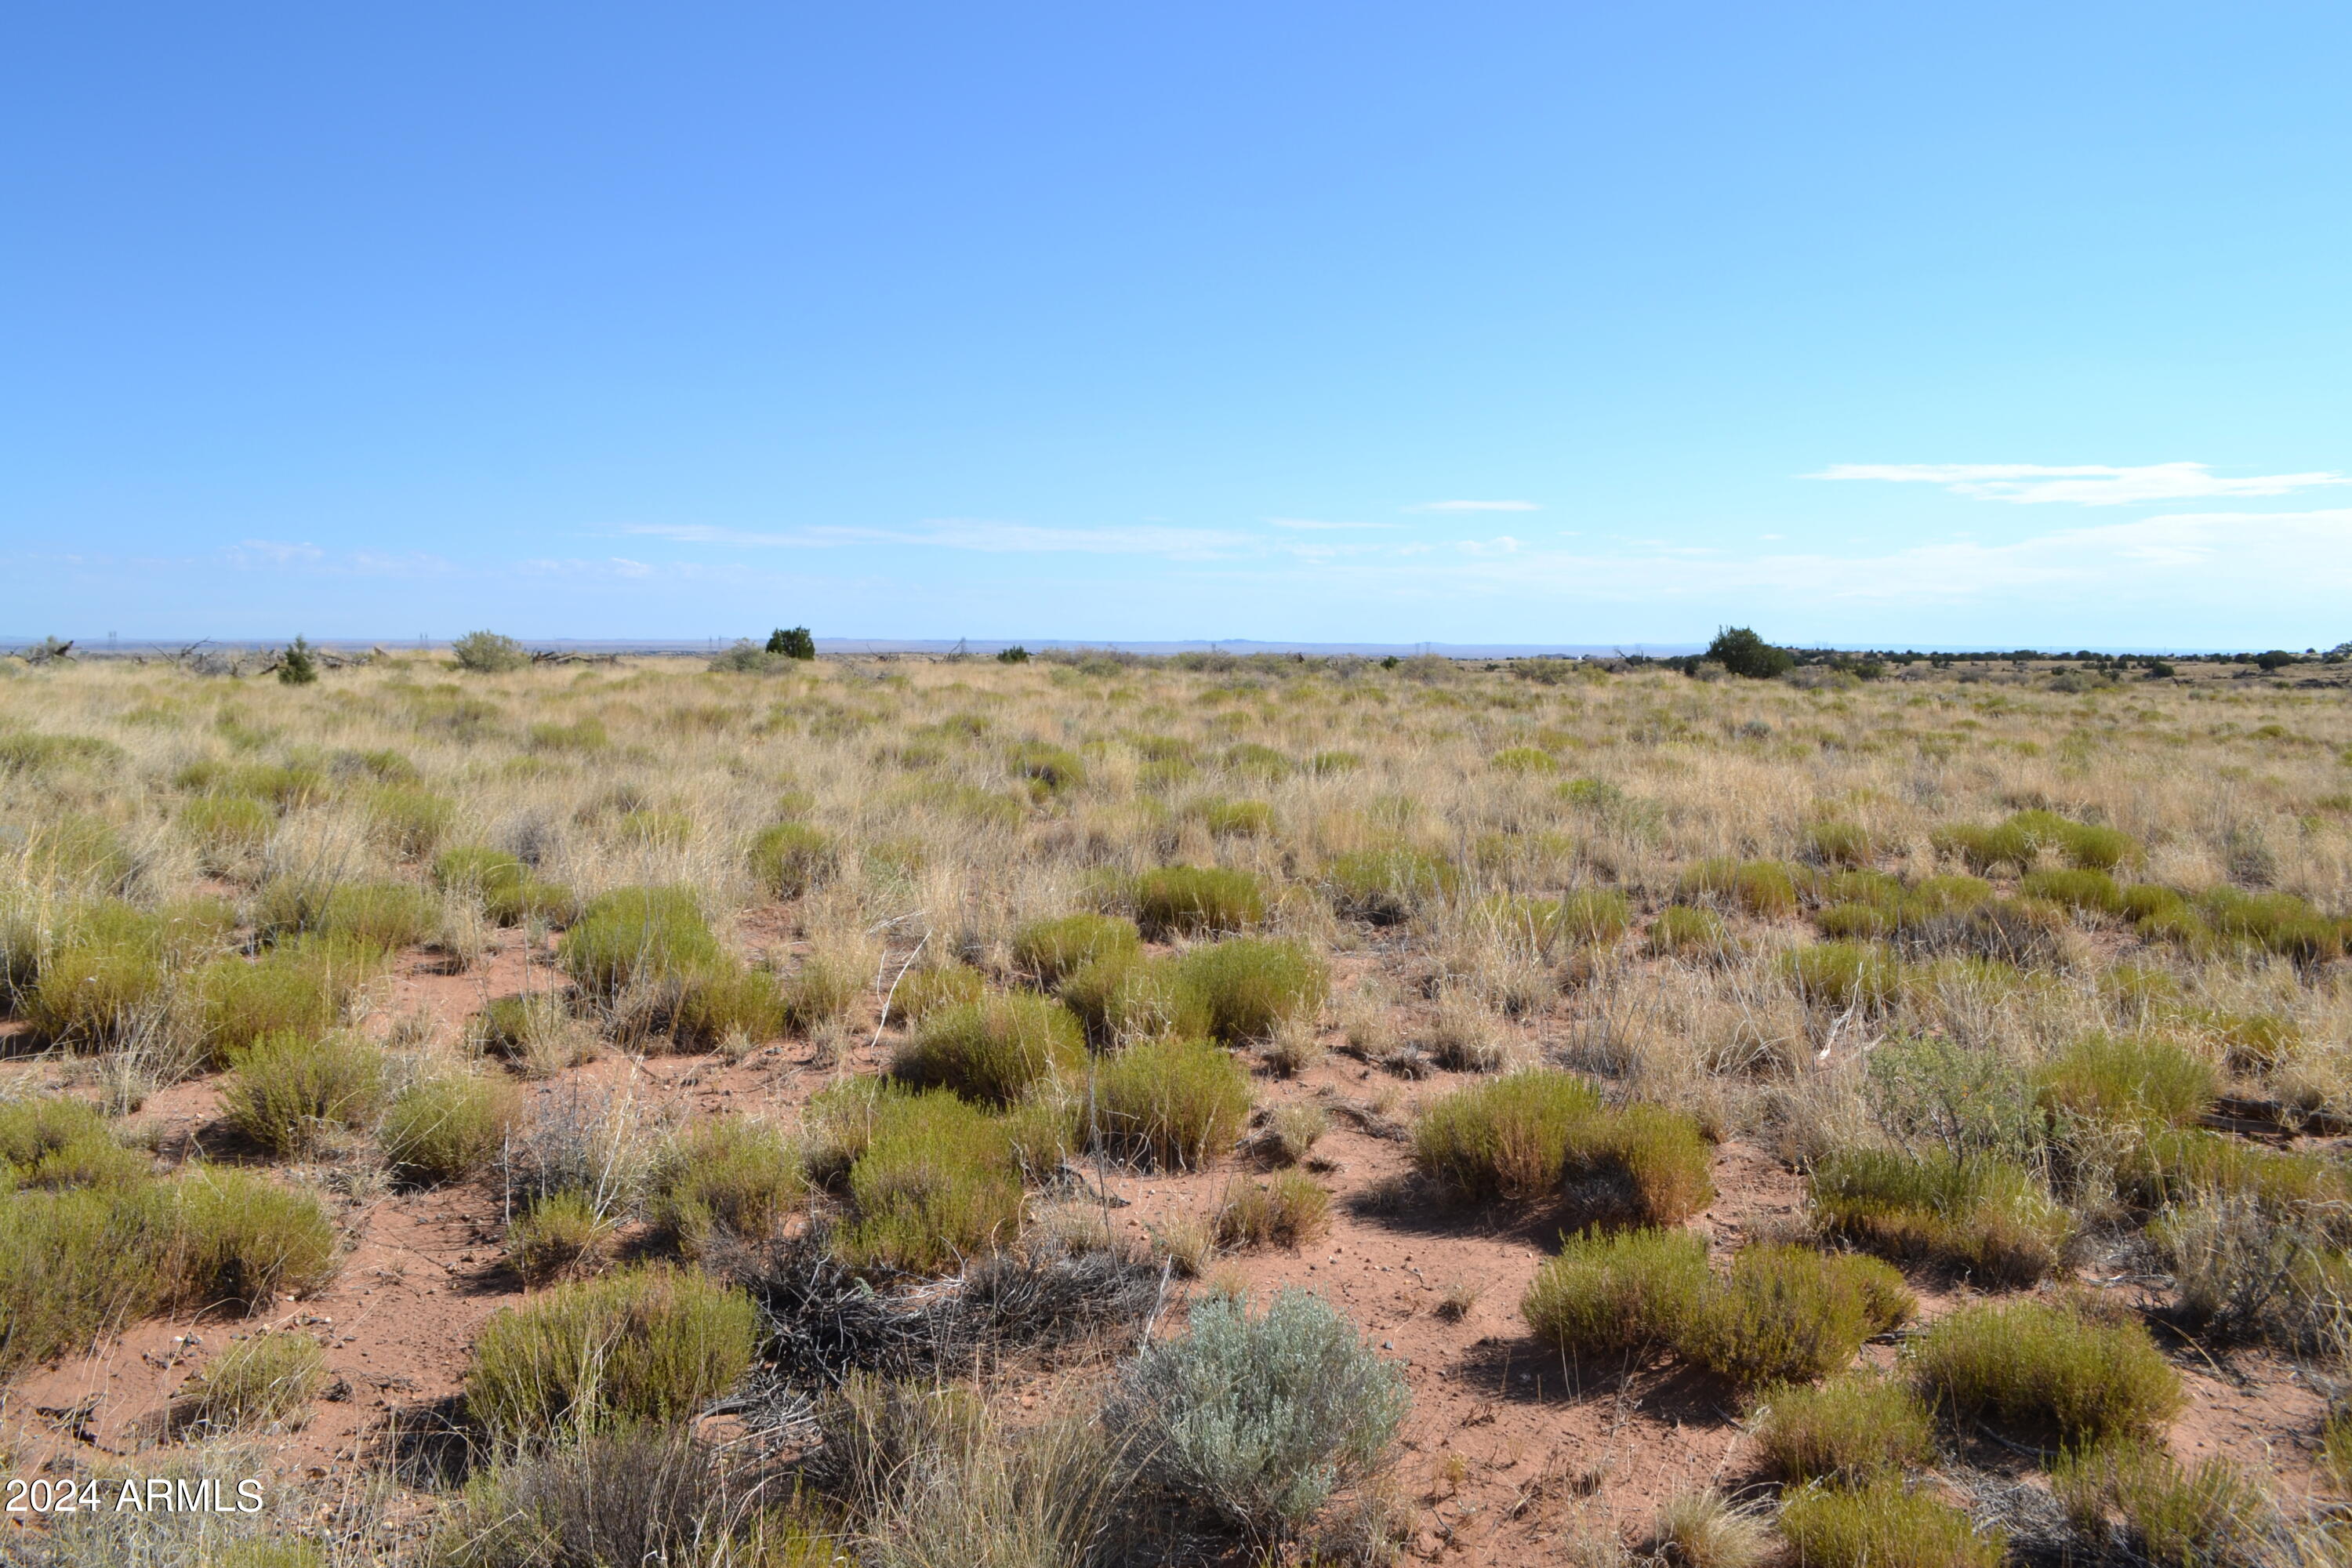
{"left": 180, "top": 794, "right": 274, "bottom": 856}
{"left": 650, "top": 1116, "right": 805, "bottom": 1250}
{"left": 432, "top": 845, "right": 576, "bottom": 926}
{"left": 2022, "top": 868, "right": 2125, "bottom": 916}
{"left": 1214, "top": 1171, "right": 1333, "bottom": 1250}
{"left": 1325, "top": 846, "right": 1455, "bottom": 925}
{"left": 2053, "top": 1438, "right": 2269, "bottom": 1568}
{"left": 561, "top": 887, "right": 719, "bottom": 998}
{"left": 1414, "top": 1069, "right": 1602, "bottom": 1202}
{"left": 471, "top": 990, "right": 575, "bottom": 1069}
{"left": 223, "top": 1031, "right": 387, "bottom": 1156}
{"left": 1804, "top": 822, "right": 1876, "bottom": 868}
{"left": 1813, "top": 1149, "right": 2067, "bottom": 1283}
{"left": 616, "top": 808, "right": 692, "bottom": 848}
{"left": 1682, "top": 1245, "right": 1911, "bottom": 1388}
{"left": 1781, "top": 942, "right": 1903, "bottom": 1010}
{"left": 2060, "top": 822, "right": 2140, "bottom": 872}
{"left": 1778, "top": 1481, "right": 2004, "bottom": 1568}
{"left": 1936, "top": 813, "right": 2139, "bottom": 875}
{"left": 170, "top": 1164, "right": 341, "bottom": 1312}
{"left": 2119, "top": 1126, "right": 2347, "bottom": 1210}
{"left": 1222, "top": 742, "right": 1293, "bottom": 780}
{"left": 1563, "top": 1103, "right": 1717, "bottom": 1226}
{"left": 506, "top": 1192, "right": 612, "bottom": 1284}
{"left": 1135, "top": 865, "right": 1265, "bottom": 937}
{"left": 1679, "top": 859, "right": 1802, "bottom": 918}
{"left": 1545, "top": 888, "right": 1632, "bottom": 946}
{"left": 466, "top": 1265, "right": 757, "bottom": 1449}
{"left": 1174, "top": 938, "right": 1329, "bottom": 1044}
{"left": 1093, "top": 1036, "right": 1252, "bottom": 1170}
{"left": 669, "top": 961, "right": 786, "bottom": 1049}
{"left": 255, "top": 877, "right": 439, "bottom": 952}
{"left": 1111, "top": 1288, "right": 1408, "bottom": 1543}
{"left": 1907, "top": 1299, "right": 2183, "bottom": 1443}
{"left": 381, "top": 1073, "right": 518, "bottom": 1185}
{"left": 1650, "top": 905, "right": 1731, "bottom": 957}
{"left": 1932, "top": 822, "right": 2027, "bottom": 874}
{"left": 895, "top": 994, "right": 1086, "bottom": 1106}
{"left": 26, "top": 919, "right": 173, "bottom": 1046}
{"left": 1007, "top": 740, "right": 1086, "bottom": 798}
{"left": 2201, "top": 887, "right": 2345, "bottom": 963}
{"left": 183, "top": 1331, "right": 325, "bottom": 1431}
{"left": 2038, "top": 1035, "right": 2218, "bottom": 1127}
{"left": 782, "top": 951, "right": 862, "bottom": 1033}
{"left": 1522, "top": 1225, "right": 1708, "bottom": 1359}
{"left": 747, "top": 822, "right": 836, "bottom": 898}
{"left": 1012, "top": 913, "right": 1141, "bottom": 986}
{"left": 1753, "top": 1371, "right": 1936, "bottom": 1484}
{"left": 452, "top": 630, "right": 531, "bottom": 673}
{"left": 837, "top": 1089, "right": 1025, "bottom": 1274}
{"left": 366, "top": 787, "right": 455, "bottom": 859}
{"left": 2120, "top": 884, "right": 2186, "bottom": 923}
{"left": 1198, "top": 797, "right": 1274, "bottom": 837}
{"left": 0, "top": 1183, "right": 177, "bottom": 1374}
{"left": 1060, "top": 951, "right": 1212, "bottom": 1045}
{"left": 891, "top": 962, "right": 986, "bottom": 1025}
{"left": 0, "top": 1098, "right": 146, "bottom": 1189}
{"left": 1491, "top": 746, "right": 1559, "bottom": 774}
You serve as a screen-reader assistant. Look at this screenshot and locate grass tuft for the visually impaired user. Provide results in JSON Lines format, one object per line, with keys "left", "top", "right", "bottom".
{"left": 1752, "top": 1370, "right": 1937, "bottom": 1484}
{"left": 1414, "top": 1069, "right": 1602, "bottom": 1203}
{"left": 1907, "top": 1298, "right": 2183, "bottom": 1444}
{"left": 465, "top": 1264, "right": 757, "bottom": 1450}
{"left": 894, "top": 993, "right": 1087, "bottom": 1106}
{"left": 1812, "top": 1149, "right": 2067, "bottom": 1283}
{"left": 1683, "top": 1244, "right": 1912, "bottom": 1388}
{"left": 1135, "top": 865, "right": 1265, "bottom": 937}
{"left": 1092, "top": 1036, "right": 1252, "bottom": 1170}
{"left": 381, "top": 1073, "right": 519, "bottom": 1185}
{"left": 1521, "top": 1225, "right": 1708, "bottom": 1360}
{"left": 183, "top": 1331, "right": 325, "bottom": 1432}
{"left": 1174, "top": 938, "right": 1329, "bottom": 1043}
{"left": 1214, "top": 1171, "right": 1334, "bottom": 1250}
{"left": 1011, "top": 913, "right": 1142, "bottom": 987}
{"left": 223, "top": 1030, "right": 388, "bottom": 1156}
{"left": 649, "top": 1115, "right": 806, "bottom": 1250}
{"left": 1778, "top": 1480, "right": 2005, "bottom": 1568}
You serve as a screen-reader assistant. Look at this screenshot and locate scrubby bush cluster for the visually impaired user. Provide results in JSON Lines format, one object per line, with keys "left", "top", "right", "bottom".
{"left": 1414, "top": 1068, "right": 1715, "bottom": 1224}
{"left": 3, "top": 637, "right": 2347, "bottom": 1561}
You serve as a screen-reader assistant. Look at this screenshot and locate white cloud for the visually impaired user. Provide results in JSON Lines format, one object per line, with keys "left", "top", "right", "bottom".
{"left": 1811, "top": 462, "right": 2347, "bottom": 506}
{"left": 1409, "top": 499, "right": 1541, "bottom": 513}
{"left": 223, "top": 540, "right": 449, "bottom": 575}
{"left": 1357, "top": 506, "right": 2352, "bottom": 607}
{"left": 621, "top": 521, "right": 1254, "bottom": 557}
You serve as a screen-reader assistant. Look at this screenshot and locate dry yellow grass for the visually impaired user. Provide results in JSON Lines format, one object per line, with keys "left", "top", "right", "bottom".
{"left": 2, "top": 645, "right": 2347, "bottom": 1559}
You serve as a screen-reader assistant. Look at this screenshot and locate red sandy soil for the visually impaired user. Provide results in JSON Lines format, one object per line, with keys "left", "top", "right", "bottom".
{"left": 1, "top": 927, "right": 2336, "bottom": 1563}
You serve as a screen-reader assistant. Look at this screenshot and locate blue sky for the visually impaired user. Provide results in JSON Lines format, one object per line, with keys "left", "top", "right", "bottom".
{"left": 5, "top": 2, "right": 2350, "bottom": 648}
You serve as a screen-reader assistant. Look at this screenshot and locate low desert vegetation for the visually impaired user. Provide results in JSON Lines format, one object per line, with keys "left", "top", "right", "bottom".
{"left": 2, "top": 644, "right": 2348, "bottom": 1559}
{"left": 180, "top": 1330, "right": 326, "bottom": 1433}
{"left": 1907, "top": 1298, "right": 2184, "bottom": 1444}
{"left": 1111, "top": 1288, "right": 1409, "bottom": 1544}
{"left": 1751, "top": 1370, "right": 1939, "bottom": 1484}
{"left": 1414, "top": 1067, "right": 1714, "bottom": 1222}
{"left": 465, "top": 1265, "right": 759, "bottom": 1450}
